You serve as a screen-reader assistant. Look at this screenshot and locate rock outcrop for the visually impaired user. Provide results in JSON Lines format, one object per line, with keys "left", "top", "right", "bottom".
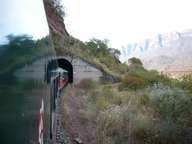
{"left": 43, "top": 0, "right": 69, "bottom": 38}
{"left": 43, "top": 0, "right": 73, "bottom": 55}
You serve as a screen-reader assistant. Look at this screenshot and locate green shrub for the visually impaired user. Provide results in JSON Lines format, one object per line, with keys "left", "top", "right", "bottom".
{"left": 148, "top": 85, "right": 192, "bottom": 120}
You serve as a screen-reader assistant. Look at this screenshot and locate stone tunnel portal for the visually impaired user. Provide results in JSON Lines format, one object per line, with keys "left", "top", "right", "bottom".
{"left": 46, "top": 58, "right": 73, "bottom": 83}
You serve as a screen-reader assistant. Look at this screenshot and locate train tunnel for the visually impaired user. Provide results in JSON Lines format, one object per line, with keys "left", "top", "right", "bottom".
{"left": 46, "top": 58, "right": 73, "bottom": 83}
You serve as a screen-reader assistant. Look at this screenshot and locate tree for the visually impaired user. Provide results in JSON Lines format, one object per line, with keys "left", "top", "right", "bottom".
{"left": 128, "top": 57, "right": 143, "bottom": 66}
{"left": 85, "top": 38, "right": 109, "bottom": 56}
{"left": 0, "top": 35, "right": 36, "bottom": 75}
{"left": 109, "top": 48, "right": 121, "bottom": 60}
{"left": 6, "top": 34, "right": 34, "bottom": 53}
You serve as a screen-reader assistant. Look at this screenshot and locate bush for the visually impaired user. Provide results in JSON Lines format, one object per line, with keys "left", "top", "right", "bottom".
{"left": 94, "top": 86, "right": 117, "bottom": 110}
{"left": 96, "top": 106, "right": 128, "bottom": 144}
{"left": 121, "top": 75, "right": 145, "bottom": 90}
{"left": 96, "top": 96, "right": 111, "bottom": 111}
{"left": 180, "top": 74, "right": 192, "bottom": 93}
{"left": 148, "top": 85, "right": 192, "bottom": 121}
{"left": 95, "top": 82, "right": 192, "bottom": 144}
{"left": 77, "top": 79, "right": 96, "bottom": 90}
{"left": 96, "top": 105, "right": 155, "bottom": 144}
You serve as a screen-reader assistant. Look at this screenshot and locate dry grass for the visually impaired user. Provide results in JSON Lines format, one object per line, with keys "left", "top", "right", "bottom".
{"left": 62, "top": 79, "right": 192, "bottom": 144}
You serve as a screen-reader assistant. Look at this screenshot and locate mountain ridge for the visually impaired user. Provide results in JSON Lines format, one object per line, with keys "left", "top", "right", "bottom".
{"left": 121, "top": 30, "right": 192, "bottom": 77}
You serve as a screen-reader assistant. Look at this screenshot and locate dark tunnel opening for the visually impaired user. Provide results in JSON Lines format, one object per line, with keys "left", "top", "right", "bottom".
{"left": 57, "top": 58, "right": 73, "bottom": 83}
{"left": 46, "top": 58, "right": 73, "bottom": 83}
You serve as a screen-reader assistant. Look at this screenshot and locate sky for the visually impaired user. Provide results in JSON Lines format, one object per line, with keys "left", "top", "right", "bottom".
{"left": 0, "top": 0, "right": 49, "bottom": 44}
{"left": 63, "top": 0, "right": 192, "bottom": 49}
{"left": 0, "top": 0, "right": 192, "bottom": 49}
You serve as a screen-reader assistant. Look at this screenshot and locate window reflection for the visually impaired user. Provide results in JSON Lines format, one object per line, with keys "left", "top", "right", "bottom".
{"left": 0, "top": 0, "right": 54, "bottom": 143}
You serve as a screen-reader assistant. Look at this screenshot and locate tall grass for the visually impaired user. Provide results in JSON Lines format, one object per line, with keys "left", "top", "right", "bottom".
{"left": 76, "top": 78, "right": 192, "bottom": 144}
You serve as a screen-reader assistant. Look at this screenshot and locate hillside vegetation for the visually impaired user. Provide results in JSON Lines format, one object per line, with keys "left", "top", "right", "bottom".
{"left": 68, "top": 57, "right": 192, "bottom": 144}
{"left": 53, "top": 35, "right": 128, "bottom": 80}
{"left": 0, "top": 35, "right": 53, "bottom": 79}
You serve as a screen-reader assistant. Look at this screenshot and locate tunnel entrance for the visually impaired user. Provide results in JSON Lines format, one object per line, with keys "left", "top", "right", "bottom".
{"left": 46, "top": 58, "right": 73, "bottom": 83}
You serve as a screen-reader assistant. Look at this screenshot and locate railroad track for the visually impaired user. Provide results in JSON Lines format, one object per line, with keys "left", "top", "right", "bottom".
{"left": 53, "top": 96, "right": 68, "bottom": 144}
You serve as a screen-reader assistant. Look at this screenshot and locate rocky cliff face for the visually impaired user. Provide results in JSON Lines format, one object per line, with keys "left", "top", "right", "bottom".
{"left": 43, "top": 0, "right": 69, "bottom": 37}
{"left": 43, "top": 0, "right": 73, "bottom": 55}
{"left": 121, "top": 30, "right": 192, "bottom": 77}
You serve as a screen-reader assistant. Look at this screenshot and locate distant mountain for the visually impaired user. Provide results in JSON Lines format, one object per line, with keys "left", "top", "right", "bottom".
{"left": 121, "top": 30, "right": 192, "bottom": 77}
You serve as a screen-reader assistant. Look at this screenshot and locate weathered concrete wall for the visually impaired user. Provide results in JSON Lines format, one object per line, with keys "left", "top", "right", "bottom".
{"left": 14, "top": 56, "right": 103, "bottom": 83}
{"left": 72, "top": 58, "right": 103, "bottom": 83}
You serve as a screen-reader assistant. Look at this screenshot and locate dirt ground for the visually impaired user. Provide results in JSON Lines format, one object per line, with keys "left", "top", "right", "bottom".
{"left": 61, "top": 86, "right": 97, "bottom": 144}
